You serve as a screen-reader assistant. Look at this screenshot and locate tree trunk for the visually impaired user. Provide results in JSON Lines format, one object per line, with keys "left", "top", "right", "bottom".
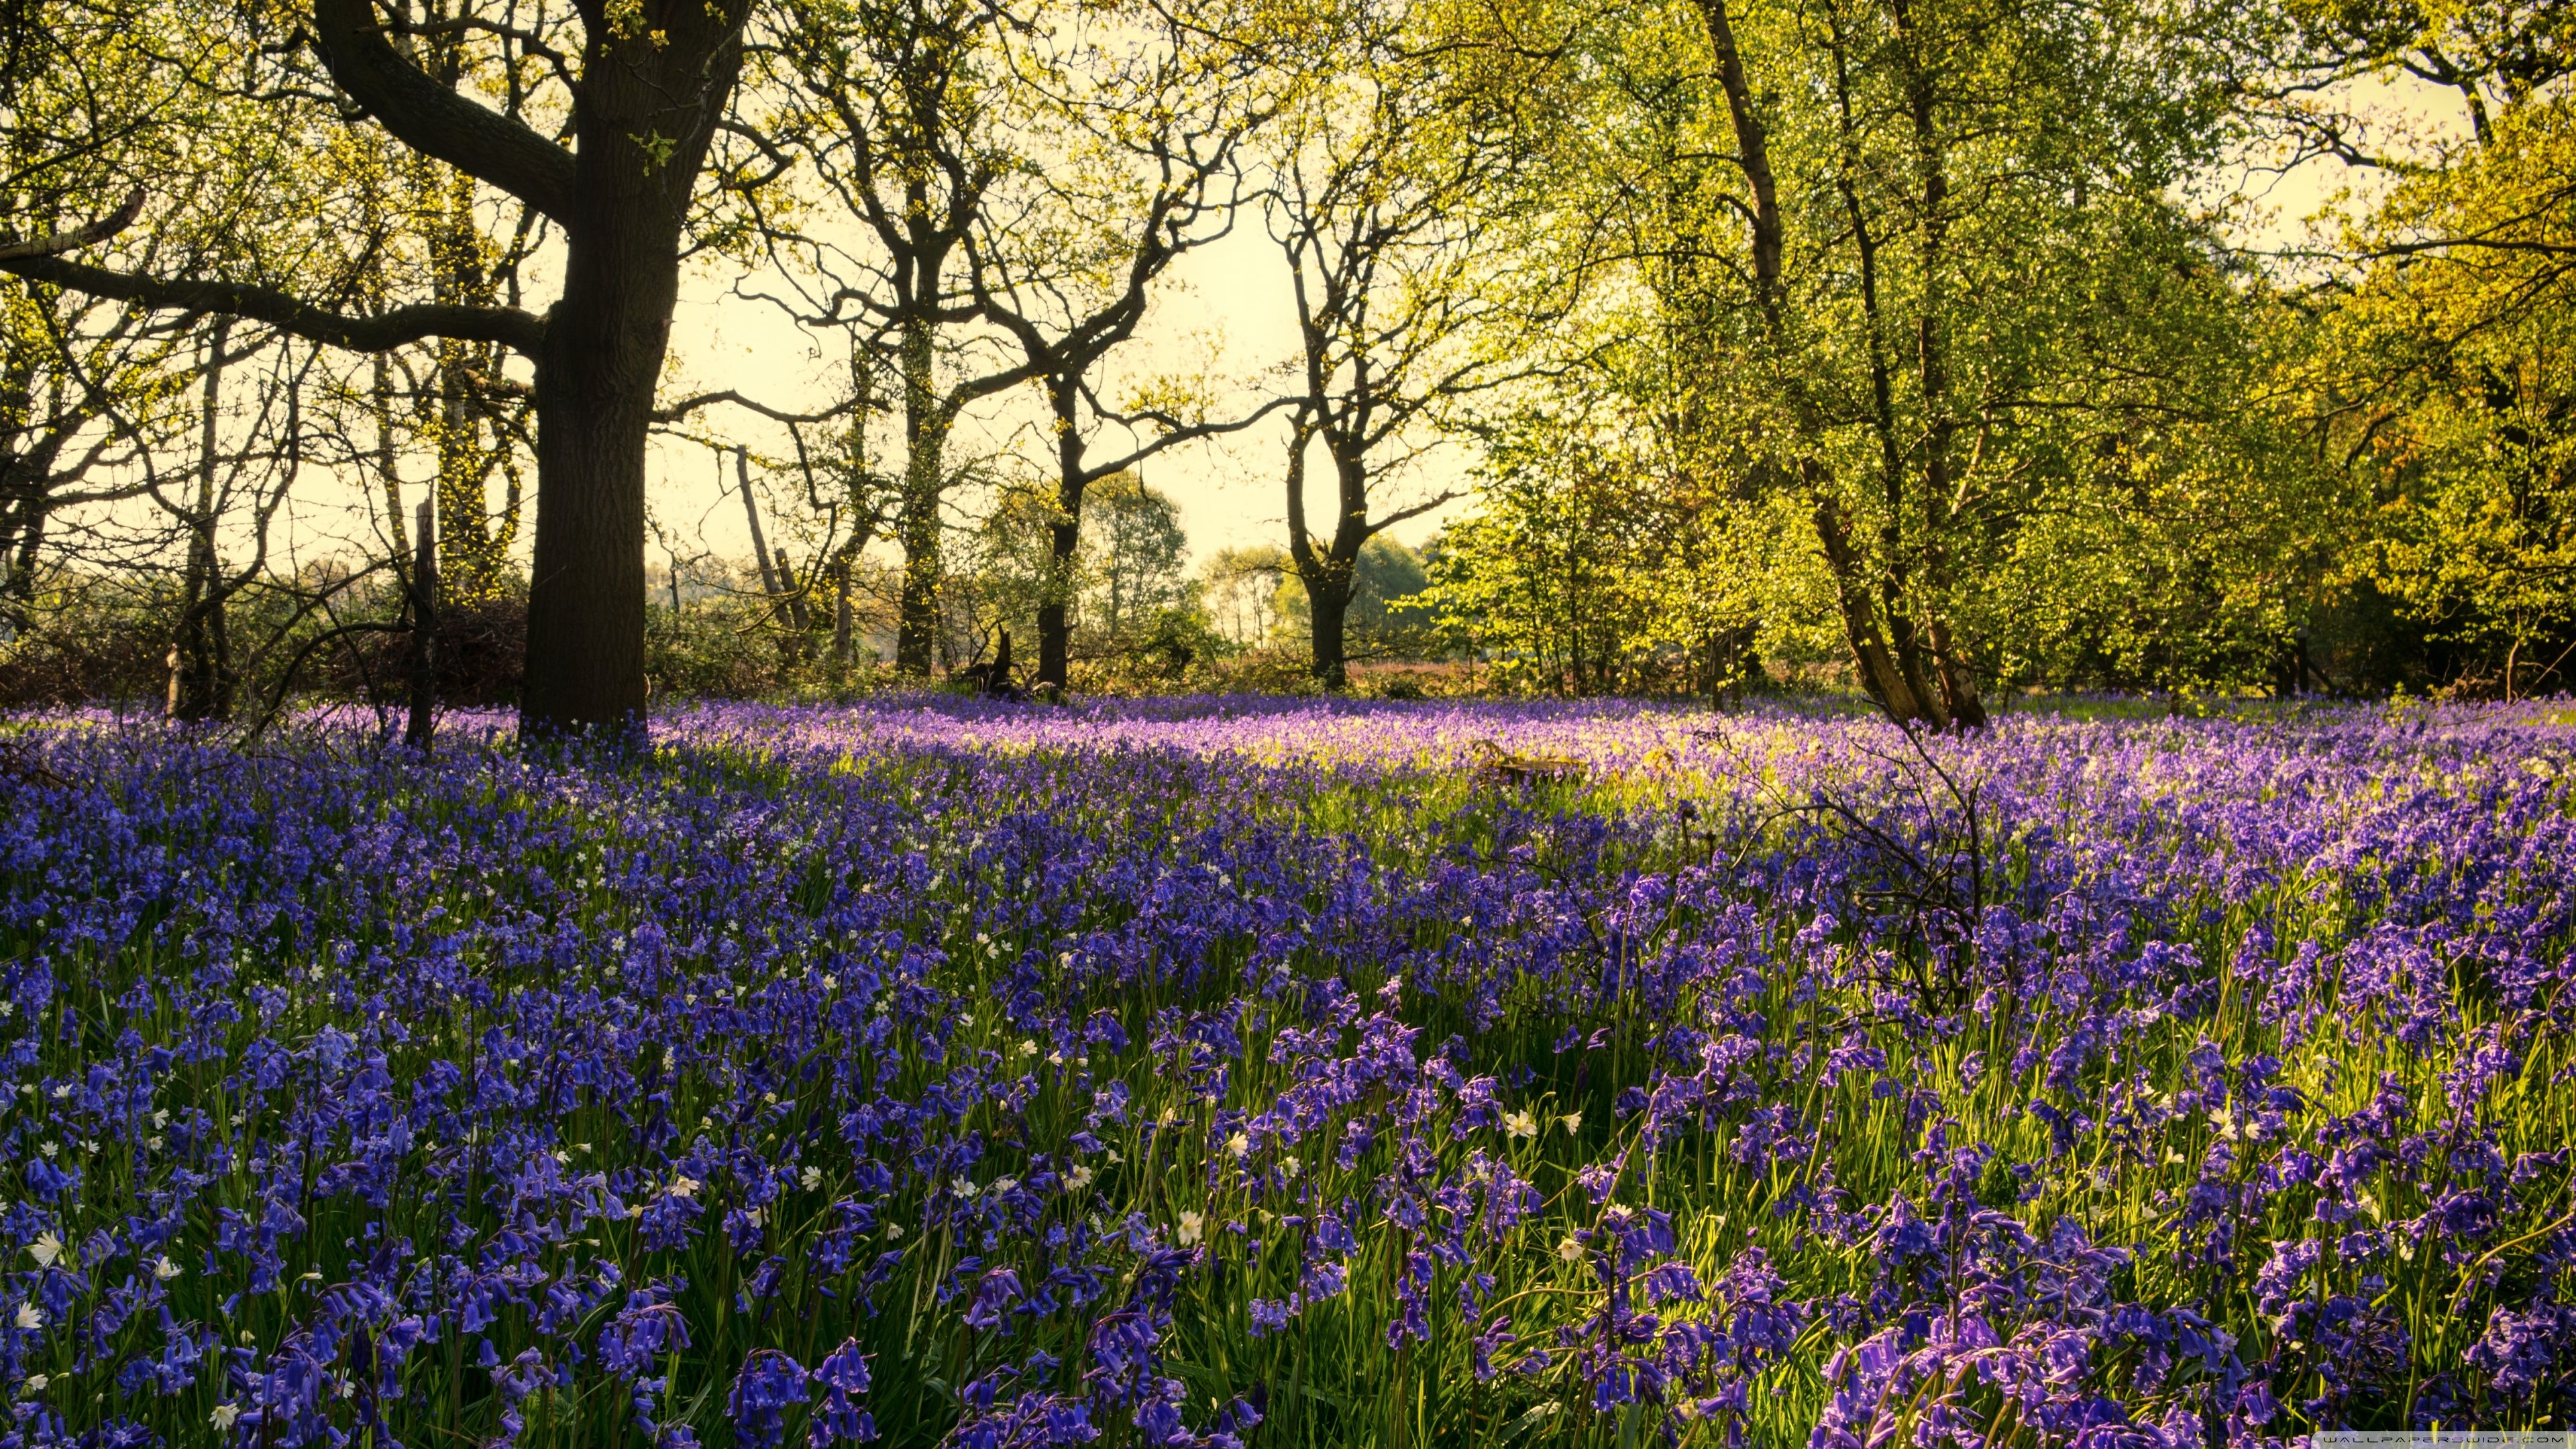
{"left": 371, "top": 354, "right": 412, "bottom": 566}
{"left": 0, "top": 494, "right": 45, "bottom": 640}
{"left": 521, "top": 243, "right": 662, "bottom": 736}
{"left": 830, "top": 554, "right": 853, "bottom": 685}
{"left": 893, "top": 318, "right": 945, "bottom": 676}
{"left": 1036, "top": 382, "right": 1086, "bottom": 692}
{"left": 516, "top": 13, "right": 745, "bottom": 741}
{"left": 1281, "top": 416, "right": 1356, "bottom": 691}
{"left": 1307, "top": 573, "right": 1352, "bottom": 691}
{"left": 429, "top": 162, "right": 512, "bottom": 600}
{"left": 170, "top": 319, "right": 234, "bottom": 722}
{"left": 1887, "top": 0, "right": 1984, "bottom": 730}
{"left": 407, "top": 498, "right": 437, "bottom": 749}
{"left": 735, "top": 445, "right": 806, "bottom": 658}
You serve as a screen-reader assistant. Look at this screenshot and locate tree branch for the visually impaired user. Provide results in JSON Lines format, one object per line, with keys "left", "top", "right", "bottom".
{"left": 310, "top": 0, "right": 578, "bottom": 223}
{"left": 651, "top": 389, "right": 861, "bottom": 424}
{"left": 0, "top": 253, "right": 547, "bottom": 354}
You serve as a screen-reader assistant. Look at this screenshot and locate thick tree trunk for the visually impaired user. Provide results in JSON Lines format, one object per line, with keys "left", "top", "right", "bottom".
{"left": 1281, "top": 419, "right": 1357, "bottom": 692}
{"left": 892, "top": 318, "right": 947, "bottom": 676}
{"left": 511, "top": 0, "right": 743, "bottom": 739}
{"left": 521, "top": 244, "right": 663, "bottom": 737}
{"left": 1036, "top": 596, "right": 1071, "bottom": 692}
{"left": 519, "top": 17, "right": 739, "bottom": 739}
{"left": 1307, "top": 574, "right": 1352, "bottom": 691}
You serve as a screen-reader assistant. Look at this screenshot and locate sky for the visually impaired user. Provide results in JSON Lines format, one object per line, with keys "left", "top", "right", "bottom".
{"left": 648, "top": 205, "right": 1476, "bottom": 580}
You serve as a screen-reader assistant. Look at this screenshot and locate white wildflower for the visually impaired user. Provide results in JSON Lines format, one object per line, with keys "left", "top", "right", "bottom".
{"left": 22, "top": 1375, "right": 46, "bottom": 1391}
{"left": 1556, "top": 1236, "right": 1583, "bottom": 1264}
{"left": 27, "top": 1232, "right": 62, "bottom": 1267}
{"left": 211, "top": 1404, "right": 240, "bottom": 1430}
{"left": 1177, "top": 1211, "right": 1205, "bottom": 1246}
{"left": 953, "top": 1177, "right": 979, "bottom": 1199}
{"left": 666, "top": 1175, "right": 702, "bottom": 1199}
{"left": 1503, "top": 1111, "right": 1538, "bottom": 1141}
{"left": 153, "top": 1256, "right": 182, "bottom": 1282}
{"left": 1065, "top": 1165, "right": 1094, "bottom": 1191}
{"left": 13, "top": 1303, "right": 39, "bottom": 1330}
{"left": 1561, "top": 1112, "right": 1583, "bottom": 1135}
{"left": 801, "top": 1166, "right": 823, "bottom": 1191}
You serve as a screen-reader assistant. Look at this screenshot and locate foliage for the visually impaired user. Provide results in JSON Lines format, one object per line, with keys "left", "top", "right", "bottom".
{"left": 2315, "top": 75, "right": 2576, "bottom": 696}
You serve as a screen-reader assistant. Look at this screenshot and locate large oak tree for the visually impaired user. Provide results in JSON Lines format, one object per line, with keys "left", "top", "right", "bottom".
{"left": 0, "top": 0, "right": 755, "bottom": 736}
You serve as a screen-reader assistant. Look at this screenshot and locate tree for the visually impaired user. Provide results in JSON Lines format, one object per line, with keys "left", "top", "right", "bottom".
{"left": 0, "top": 0, "right": 758, "bottom": 737}
{"left": 968, "top": 0, "right": 1284, "bottom": 691}
{"left": 1266, "top": 0, "right": 1572, "bottom": 689}
{"left": 1664, "top": 0, "right": 2266, "bottom": 720}
{"left": 2293, "top": 0, "right": 2576, "bottom": 696}
{"left": 0, "top": 281, "right": 185, "bottom": 641}
{"left": 756, "top": 0, "right": 1044, "bottom": 678}
{"left": 1200, "top": 543, "right": 1291, "bottom": 647}
{"left": 1079, "top": 469, "right": 1190, "bottom": 647}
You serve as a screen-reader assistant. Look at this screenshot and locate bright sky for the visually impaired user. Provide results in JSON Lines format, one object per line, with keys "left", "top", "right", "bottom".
{"left": 649, "top": 212, "right": 1475, "bottom": 578}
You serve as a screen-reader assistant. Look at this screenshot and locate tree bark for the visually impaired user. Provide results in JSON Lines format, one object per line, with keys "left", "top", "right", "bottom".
{"left": 1307, "top": 573, "right": 1353, "bottom": 691}
{"left": 0, "top": 0, "right": 751, "bottom": 741}
{"left": 519, "top": 11, "right": 747, "bottom": 739}
{"left": 1887, "top": 0, "right": 1985, "bottom": 729}
{"left": 1282, "top": 417, "right": 1355, "bottom": 690}
{"left": 169, "top": 319, "right": 234, "bottom": 722}
{"left": 830, "top": 555, "right": 853, "bottom": 685}
{"left": 1, "top": 501, "right": 46, "bottom": 640}
{"left": 893, "top": 317, "right": 944, "bottom": 676}
{"left": 737, "top": 445, "right": 807, "bottom": 657}
{"left": 407, "top": 497, "right": 437, "bottom": 748}
{"left": 1036, "top": 380, "right": 1085, "bottom": 692}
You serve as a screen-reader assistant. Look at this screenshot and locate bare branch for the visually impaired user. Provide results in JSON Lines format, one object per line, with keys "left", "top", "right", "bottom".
{"left": 0, "top": 252, "right": 547, "bottom": 354}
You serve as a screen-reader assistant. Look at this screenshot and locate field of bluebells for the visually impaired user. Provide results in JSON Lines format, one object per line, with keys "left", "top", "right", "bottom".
{"left": 2, "top": 696, "right": 2573, "bottom": 1449}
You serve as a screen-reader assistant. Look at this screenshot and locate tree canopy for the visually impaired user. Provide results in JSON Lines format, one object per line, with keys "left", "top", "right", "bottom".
{"left": 1, "top": 0, "right": 2569, "bottom": 716}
